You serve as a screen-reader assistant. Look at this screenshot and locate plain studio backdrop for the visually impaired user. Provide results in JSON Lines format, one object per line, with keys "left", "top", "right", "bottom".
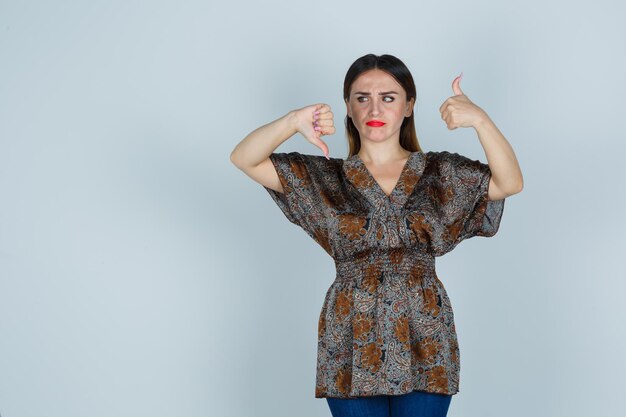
{"left": 1, "top": 1, "right": 624, "bottom": 416}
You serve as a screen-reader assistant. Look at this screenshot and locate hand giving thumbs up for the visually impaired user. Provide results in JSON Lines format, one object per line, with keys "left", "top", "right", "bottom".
{"left": 439, "top": 73, "right": 489, "bottom": 130}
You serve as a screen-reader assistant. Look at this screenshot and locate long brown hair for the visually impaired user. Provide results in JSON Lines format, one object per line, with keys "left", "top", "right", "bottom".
{"left": 343, "top": 54, "right": 422, "bottom": 156}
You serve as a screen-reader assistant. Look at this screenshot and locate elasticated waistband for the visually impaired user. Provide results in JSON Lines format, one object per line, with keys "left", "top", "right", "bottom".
{"left": 333, "top": 248, "right": 434, "bottom": 283}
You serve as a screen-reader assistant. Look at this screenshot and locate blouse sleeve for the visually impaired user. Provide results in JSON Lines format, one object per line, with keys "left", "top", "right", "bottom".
{"left": 431, "top": 151, "right": 505, "bottom": 256}
{"left": 262, "top": 151, "right": 327, "bottom": 236}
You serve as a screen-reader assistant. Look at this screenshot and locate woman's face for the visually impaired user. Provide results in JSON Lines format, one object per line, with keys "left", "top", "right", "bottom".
{"left": 345, "top": 69, "right": 415, "bottom": 145}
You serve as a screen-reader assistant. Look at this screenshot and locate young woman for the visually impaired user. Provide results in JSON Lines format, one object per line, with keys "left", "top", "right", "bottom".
{"left": 230, "top": 54, "right": 523, "bottom": 417}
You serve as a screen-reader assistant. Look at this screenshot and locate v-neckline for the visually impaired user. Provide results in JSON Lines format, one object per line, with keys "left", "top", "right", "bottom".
{"left": 342, "top": 151, "right": 426, "bottom": 210}
{"left": 356, "top": 152, "right": 415, "bottom": 198}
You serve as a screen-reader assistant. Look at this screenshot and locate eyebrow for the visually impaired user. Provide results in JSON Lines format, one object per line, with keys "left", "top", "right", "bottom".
{"left": 353, "top": 91, "right": 399, "bottom": 95}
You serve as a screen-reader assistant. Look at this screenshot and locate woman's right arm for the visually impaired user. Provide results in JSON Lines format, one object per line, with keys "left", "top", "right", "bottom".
{"left": 229, "top": 104, "right": 335, "bottom": 194}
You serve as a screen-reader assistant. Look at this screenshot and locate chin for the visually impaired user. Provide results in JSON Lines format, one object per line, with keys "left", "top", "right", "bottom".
{"left": 361, "top": 136, "right": 391, "bottom": 144}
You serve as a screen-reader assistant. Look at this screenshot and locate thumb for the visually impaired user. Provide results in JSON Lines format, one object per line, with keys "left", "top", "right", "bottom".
{"left": 315, "top": 137, "right": 330, "bottom": 159}
{"left": 307, "top": 130, "right": 329, "bottom": 159}
{"left": 451, "top": 72, "right": 464, "bottom": 96}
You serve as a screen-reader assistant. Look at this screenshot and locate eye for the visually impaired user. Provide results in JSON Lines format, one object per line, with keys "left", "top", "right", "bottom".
{"left": 383, "top": 96, "right": 394, "bottom": 102}
{"left": 357, "top": 96, "right": 369, "bottom": 103}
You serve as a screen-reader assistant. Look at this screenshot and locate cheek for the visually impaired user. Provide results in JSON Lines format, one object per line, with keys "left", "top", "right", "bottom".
{"left": 351, "top": 105, "right": 368, "bottom": 119}
{"left": 388, "top": 107, "right": 407, "bottom": 122}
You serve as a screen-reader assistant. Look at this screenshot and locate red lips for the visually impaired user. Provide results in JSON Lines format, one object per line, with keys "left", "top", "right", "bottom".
{"left": 366, "top": 120, "right": 386, "bottom": 127}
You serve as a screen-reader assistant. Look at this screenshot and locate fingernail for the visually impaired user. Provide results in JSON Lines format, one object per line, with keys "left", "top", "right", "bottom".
{"left": 459, "top": 72, "right": 463, "bottom": 80}
{"left": 314, "top": 126, "right": 321, "bottom": 131}
{"left": 314, "top": 110, "right": 320, "bottom": 115}
{"left": 325, "top": 153, "right": 330, "bottom": 160}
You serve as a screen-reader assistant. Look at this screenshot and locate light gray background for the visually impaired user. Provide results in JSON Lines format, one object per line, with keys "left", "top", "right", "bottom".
{"left": 1, "top": 0, "right": 624, "bottom": 416}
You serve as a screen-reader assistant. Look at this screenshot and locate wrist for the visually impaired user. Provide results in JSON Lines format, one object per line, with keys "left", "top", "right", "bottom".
{"left": 284, "top": 110, "right": 300, "bottom": 135}
{"left": 473, "top": 113, "right": 493, "bottom": 131}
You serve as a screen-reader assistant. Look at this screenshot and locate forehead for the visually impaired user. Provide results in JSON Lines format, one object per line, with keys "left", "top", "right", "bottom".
{"left": 350, "top": 69, "right": 405, "bottom": 93}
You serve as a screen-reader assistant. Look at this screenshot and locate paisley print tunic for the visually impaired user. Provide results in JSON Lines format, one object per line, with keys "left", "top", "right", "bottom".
{"left": 262, "top": 150, "right": 505, "bottom": 399}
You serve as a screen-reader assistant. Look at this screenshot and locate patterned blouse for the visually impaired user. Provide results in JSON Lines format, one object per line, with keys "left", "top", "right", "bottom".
{"left": 262, "top": 150, "right": 505, "bottom": 399}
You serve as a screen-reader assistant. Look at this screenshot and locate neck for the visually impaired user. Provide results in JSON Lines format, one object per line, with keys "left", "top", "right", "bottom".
{"left": 358, "top": 144, "right": 411, "bottom": 165}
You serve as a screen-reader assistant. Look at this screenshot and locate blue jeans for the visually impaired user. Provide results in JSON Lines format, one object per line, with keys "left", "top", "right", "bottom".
{"left": 326, "top": 390, "right": 452, "bottom": 417}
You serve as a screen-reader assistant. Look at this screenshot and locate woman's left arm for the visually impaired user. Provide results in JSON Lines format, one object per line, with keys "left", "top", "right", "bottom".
{"left": 473, "top": 113, "right": 524, "bottom": 200}
{"left": 440, "top": 74, "right": 524, "bottom": 201}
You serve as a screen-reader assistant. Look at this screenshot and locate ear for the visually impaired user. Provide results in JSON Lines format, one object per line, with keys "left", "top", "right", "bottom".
{"left": 345, "top": 99, "right": 352, "bottom": 118}
{"left": 404, "top": 97, "right": 415, "bottom": 117}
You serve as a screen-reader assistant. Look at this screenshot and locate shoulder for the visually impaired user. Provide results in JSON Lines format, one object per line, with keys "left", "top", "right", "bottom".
{"left": 425, "top": 150, "right": 475, "bottom": 166}
{"left": 424, "top": 150, "right": 489, "bottom": 177}
{"left": 271, "top": 151, "right": 344, "bottom": 179}
{"left": 277, "top": 151, "right": 344, "bottom": 167}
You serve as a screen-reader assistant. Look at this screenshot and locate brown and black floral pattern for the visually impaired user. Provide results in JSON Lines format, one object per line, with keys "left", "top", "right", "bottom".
{"left": 263, "top": 150, "right": 505, "bottom": 398}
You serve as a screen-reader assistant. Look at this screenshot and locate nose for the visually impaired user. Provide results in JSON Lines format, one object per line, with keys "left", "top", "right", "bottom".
{"left": 369, "top": 98, "right": 382, "bottom": 117}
